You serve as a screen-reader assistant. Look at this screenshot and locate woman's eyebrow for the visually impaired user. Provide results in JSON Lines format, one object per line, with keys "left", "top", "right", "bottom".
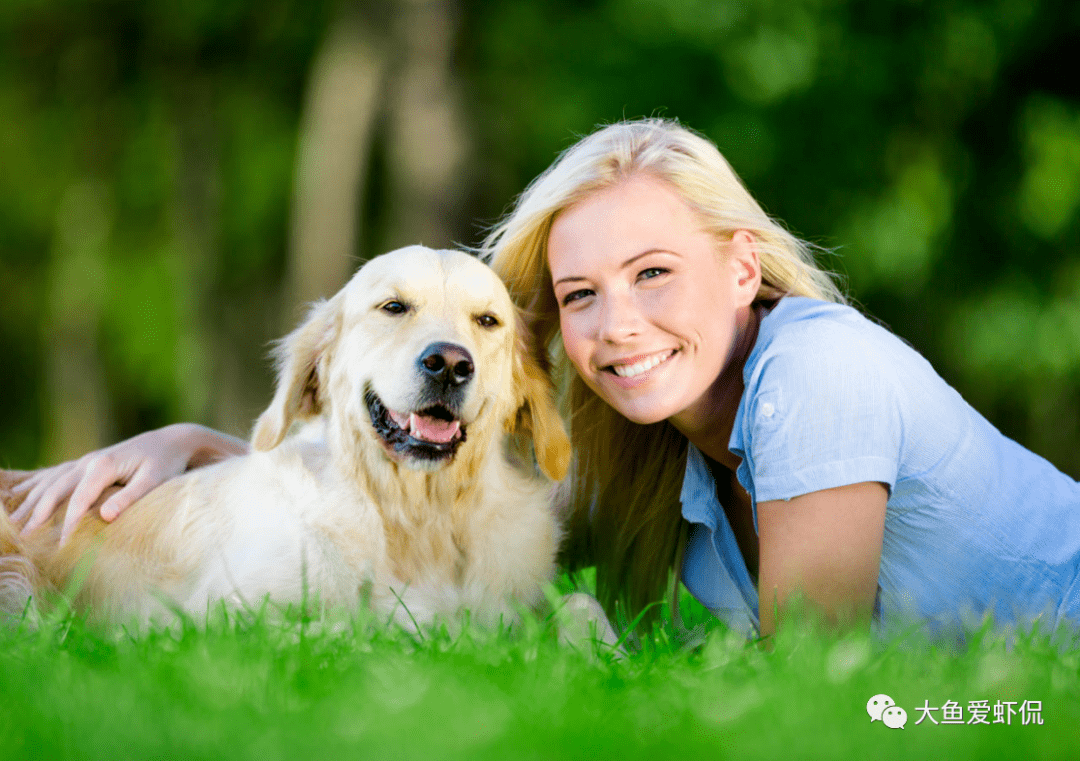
{"left": 553, "top": 249, "right": 673, "bottom": 287}
{"left": 621, "top": 249, "right": 671, "bottom": 268}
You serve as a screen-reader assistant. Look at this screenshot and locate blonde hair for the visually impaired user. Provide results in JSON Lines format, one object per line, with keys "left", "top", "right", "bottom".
{"left": 480, "top": 118, "right": 846, "bottom": 626}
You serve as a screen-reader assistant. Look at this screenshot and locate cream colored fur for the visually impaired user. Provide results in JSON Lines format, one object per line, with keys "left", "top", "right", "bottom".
{"left": 1, "top": 246, "right": 571, "bottom": 629}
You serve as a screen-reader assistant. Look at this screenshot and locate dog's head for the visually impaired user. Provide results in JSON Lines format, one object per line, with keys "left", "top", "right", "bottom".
{"left": 251, "top": 246, "right": 570, "bottom": 482}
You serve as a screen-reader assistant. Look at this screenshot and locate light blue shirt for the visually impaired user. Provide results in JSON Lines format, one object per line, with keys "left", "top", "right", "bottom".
{"left": 680, "top": 296, "right": 1080, "bottom": 639}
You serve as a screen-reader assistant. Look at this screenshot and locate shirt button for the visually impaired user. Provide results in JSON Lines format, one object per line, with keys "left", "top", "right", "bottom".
{"left": 760, "top": 402, "right": 775, "bottom": 418}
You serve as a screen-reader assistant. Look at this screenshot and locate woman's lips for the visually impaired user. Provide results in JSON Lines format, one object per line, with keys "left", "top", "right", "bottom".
{"left": 603, "top": 349, "right": 677, "bottom": 380}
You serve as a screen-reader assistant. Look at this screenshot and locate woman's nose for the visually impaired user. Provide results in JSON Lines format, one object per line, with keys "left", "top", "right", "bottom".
{"left": 597, "top": 292, "right": 641, "bottom": 342}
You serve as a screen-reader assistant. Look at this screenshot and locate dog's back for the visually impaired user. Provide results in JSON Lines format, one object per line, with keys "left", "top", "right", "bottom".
{"left": 2, "top": 434, "right": 557, "bottom": 627}
{"left": 1, "top": 444, "right": 368, "bottom": 622}
{"left": 2, "top": 466, "right": 202, "bottom": 621}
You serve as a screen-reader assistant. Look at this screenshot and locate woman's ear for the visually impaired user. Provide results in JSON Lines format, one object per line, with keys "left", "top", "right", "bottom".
{"left": 252, "top": 294, "right": 343, "bottom": 451}
{"left": 508, "top": 315, "right": 571, "bottom": 481}
{"left": 729, "top": 229, "right": 762, "bottom": 307}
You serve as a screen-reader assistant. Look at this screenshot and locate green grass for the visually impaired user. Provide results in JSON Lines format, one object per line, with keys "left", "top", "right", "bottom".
{"left": 2, "top": 580, "right": 1078, "bottom": 761}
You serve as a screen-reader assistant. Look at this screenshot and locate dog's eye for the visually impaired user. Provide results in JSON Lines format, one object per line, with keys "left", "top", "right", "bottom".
{"left": 476, "top": 313, "right": 500, "bottom": 328}
{"left": 381, "top": 300, "right": 408, "bottom": 315}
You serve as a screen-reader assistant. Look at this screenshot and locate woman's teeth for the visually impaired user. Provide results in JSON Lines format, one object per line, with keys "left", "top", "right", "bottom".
{"left": 611, "top": 350, "right": 674, "bottom": 378}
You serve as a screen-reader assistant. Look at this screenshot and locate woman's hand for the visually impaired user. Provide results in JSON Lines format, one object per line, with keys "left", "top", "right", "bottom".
{"left": 756, "top": 481, "right": 889, "bottom": 637}
{"left": 11, "top": 423, "right": 250, "bottom": 543}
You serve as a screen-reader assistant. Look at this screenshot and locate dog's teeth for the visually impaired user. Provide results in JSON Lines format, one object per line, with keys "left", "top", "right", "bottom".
{"left": 388, "top": 410, "right": 411, "bottom": 431}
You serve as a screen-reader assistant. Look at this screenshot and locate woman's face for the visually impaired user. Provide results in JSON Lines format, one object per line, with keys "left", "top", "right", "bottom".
{"left": 547, "top": 174, "right": 760, "bottom": 429}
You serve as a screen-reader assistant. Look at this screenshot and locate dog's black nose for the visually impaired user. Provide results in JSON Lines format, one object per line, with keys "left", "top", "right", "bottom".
{"left": 418, "top": 342, "right": 474, "bottom": 388}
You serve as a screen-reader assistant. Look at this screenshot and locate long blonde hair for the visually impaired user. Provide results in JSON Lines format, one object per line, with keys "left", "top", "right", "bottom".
{"left": 480, "top": 118, "right": 846, "bottom": 626}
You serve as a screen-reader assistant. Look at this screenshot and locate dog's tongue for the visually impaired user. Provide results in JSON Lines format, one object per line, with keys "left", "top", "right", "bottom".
{"left": 409, "top": 413, "right": 460, "bottom": 443}
{"left": 389, "top": 410, "right": 460, "bottom": 443}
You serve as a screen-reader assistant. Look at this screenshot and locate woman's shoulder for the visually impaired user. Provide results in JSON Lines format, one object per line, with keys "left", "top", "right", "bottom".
{"left": 733, "top": 297, "right": 945, "bottom": 501}
{"left": 757, "top": 296, "right": 885, "bottom": 347}
{"left": 737, "top": 296, "right": 972, "bottom": 464}
{"left": 747, "top": 296, "right": 917, "bottom": 384}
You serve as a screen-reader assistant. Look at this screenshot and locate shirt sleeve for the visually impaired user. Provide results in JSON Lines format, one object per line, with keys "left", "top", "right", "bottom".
{"left": 732, "top": 319, "right": 904, "bottom": 506}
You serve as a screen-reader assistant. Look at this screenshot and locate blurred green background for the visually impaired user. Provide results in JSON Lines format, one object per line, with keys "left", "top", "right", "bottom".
{"left": 1, "top": 0, "right": 1078, "bottom": 476}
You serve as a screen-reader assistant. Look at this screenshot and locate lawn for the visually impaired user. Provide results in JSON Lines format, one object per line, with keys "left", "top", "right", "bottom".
{"left": 1, "top": 580, "right": 1077, "bottom": 760}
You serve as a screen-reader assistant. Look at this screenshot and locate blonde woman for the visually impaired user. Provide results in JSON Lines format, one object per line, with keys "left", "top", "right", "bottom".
{"left": 482, "top": 118, "right": 1080, "bottom": 640}
{"left": 15, "top": 119, "right": 1080, "bottom": 640}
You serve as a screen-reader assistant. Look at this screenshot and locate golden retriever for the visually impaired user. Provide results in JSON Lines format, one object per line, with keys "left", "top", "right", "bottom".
{"left": 0, "top": 245, "right": 571, "bottom": 629}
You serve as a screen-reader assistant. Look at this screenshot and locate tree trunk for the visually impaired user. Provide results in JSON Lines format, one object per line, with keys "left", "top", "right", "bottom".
{"left": 383, "top": 0, "right": 469, "bottom": 251}
{"left": 288, "top": 4, "right": 388, "bottom": 311}
{"left": 43, "top": 181, "right": 115, "bottom": 463}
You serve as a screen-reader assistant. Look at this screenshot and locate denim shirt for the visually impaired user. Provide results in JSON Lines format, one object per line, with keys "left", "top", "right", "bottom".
{"left": 679, "top": 297, "right": 1080, "bottom": 638}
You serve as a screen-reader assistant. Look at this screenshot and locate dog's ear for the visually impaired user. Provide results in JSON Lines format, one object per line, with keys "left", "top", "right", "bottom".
{"left": 252, "top": 294, "right": 343, "bottom": 451}
{"left": 509, "top": 316, "right": 571, "bottom": 481}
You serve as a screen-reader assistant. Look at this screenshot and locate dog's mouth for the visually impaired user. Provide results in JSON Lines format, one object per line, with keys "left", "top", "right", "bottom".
{"left": 365, "top": 389, "right": 466, "bottom": 464}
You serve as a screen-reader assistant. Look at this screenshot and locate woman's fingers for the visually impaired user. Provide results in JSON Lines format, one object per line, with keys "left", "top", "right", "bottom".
{"left": 10, "top": 469, "right": 47, "bottom": 494}
{"left": 60, "top": 463, "right": 168, "bottom": 544}
{"left": 57, "top": 454, "right": 127, "bottom": 541}
{"left": 9, "top": 468, "right": 54, "bottom": 522}
{"left": 12, "top": 425, "right": 239, "bottom": 542}
{"left": 97, "top": 466, "right": 160, "bottom": 522}
{"left": 19, "top": 464, "right": 84, "bottom": 534}
{"left": 11, "top": 463, "right": 69, "bottom": 522}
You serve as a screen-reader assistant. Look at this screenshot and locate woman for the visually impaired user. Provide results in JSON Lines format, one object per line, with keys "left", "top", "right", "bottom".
{"left": 15, "top": 118, "right": 1080, "bottom": 640}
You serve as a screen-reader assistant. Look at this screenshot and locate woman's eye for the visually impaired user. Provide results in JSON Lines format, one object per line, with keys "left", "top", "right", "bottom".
{"left": 381, "top": 300, "right": 408, "bottom": 315}
{"left": 476, "top": 313, "right": 500, "bottom": 328}
{"left": 638, "top": 267, "right": 668, "bottom": 281}
{"left": 560, "top": 289, "right": 594, "bottom": 307}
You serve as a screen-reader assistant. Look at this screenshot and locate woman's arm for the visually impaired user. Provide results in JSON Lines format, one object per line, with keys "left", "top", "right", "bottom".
{"left": 756, "top": 481, "right": 888, "bottom": 637}
{"left": 12, "top": 423, "right": 249, "bottom": 542}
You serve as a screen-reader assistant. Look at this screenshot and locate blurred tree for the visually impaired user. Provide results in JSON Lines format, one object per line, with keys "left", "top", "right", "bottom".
{"left": 1, "top": 0, "right": 1078, "bottom": 479}
{"left": 43, "top": 181, "right": 114, "bottom": 462}
{"left": 289, "top": 2, "right": 386, "bottom": 310}
{"left": 288, "top": 0, "right": 468, "bottom": 311}
{"left": 460, "top": 0, "right": 1080, "bottom": 475}
{"left": 0, "top": 0, "right": 330, "bottom": 461}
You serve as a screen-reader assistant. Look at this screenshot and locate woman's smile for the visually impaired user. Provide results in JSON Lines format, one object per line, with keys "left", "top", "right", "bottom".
{"left": 547, "top": 173, "right": 760, "bottom": 428}
{"left": 603, "top": 348, "right": 677, "bottom": 379}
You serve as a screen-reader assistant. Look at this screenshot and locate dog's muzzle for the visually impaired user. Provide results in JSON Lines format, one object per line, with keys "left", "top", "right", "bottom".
{"left": 364, "top": 392, "right": 467, "bottom": 466}
{"left": 364, "top": 343, "right": 476, "bottom": 466}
